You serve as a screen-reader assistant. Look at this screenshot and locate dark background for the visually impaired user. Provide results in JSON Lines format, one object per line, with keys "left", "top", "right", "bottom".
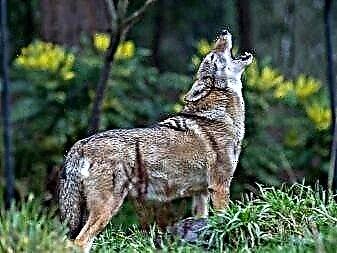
{"left": 1, "top": 0, "right": 337, "bottom": 205}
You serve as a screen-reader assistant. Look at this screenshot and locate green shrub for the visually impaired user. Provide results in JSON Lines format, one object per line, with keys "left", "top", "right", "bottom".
{"left": 3, "top": 37, "right": 333, "bottom": 199}
{"left": 7, "top": 39, "right": 191, "bottom": 195}
{"left": 191, "top": 39, "right": 331, "bottom": 195}
{"left": 0, "top": 194, "right": 77, "bottom": 252}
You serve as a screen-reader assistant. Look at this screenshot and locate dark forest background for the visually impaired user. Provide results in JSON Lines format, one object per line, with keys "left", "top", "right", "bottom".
{"left": 1, "top": 1, "right": 337, "bottom": 252}
{"left": 1, "top": 0, "right": 337, "bottom": 206}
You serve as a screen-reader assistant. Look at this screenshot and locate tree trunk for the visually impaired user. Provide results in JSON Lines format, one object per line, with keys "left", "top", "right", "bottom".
{"left": 87, "top": 0, "right": 156, "bottom": 135}
{"left": 40, "top": 0, "right": 110, "bottom": 45}
{"left": 151, "top": 0, "right": 164, "bottom": 71}
{"left": 236, "top": 0, "right": 253, "bottom": 52}
{"left": 281, "top": 0, "right": 296, "bottom": 77}
{"left": 87, "top": 30, "right": 122, "bottom": 135}
{"left": 324, "top": 0, "right": 337, "bottom": 194}
{"left": 1, "top": 0, "right": 15, "bottom": 209}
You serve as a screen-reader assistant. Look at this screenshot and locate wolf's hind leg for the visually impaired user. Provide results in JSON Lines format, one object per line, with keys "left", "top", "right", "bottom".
{"left": 192, "top": 191, "right": 209, "bottom": 218}
{"left": 74, "top": 192, "right": 127, "bottom": 252}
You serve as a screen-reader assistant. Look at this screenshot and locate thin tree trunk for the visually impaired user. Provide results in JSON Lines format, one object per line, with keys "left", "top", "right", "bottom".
{"left": 151, "top": 0, "right": 164, "bottom": 71}
{"left": 236, "top": 0, "right": 253, "bottom": 52}
{"left": 288, "top": 0, "right": 297, "bottom": 77}
{"left": 87, "top": 0, "right": 156, "bottom": 135}
{"left": 281, "top": 0, "right": 296, "bottom": 76}
{"left": 87, "top": 30, "right": 122, "bottom": 135}
{"left": 1, "top": 0, "right": 15, "bottom": 209}
{"left": 324, "top": 0, "right": 337, "bottom": 194}
{"left": 23, "top": 0, "right": 34, "bottom": 44}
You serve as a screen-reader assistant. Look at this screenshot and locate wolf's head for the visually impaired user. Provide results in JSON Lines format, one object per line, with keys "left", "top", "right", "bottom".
{"left": 185, "top": 30, "right": 253, "bottom": 102}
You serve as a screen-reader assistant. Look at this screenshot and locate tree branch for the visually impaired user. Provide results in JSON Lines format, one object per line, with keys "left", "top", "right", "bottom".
{"left": 105, "top": 0, "right": 118, "bottom": 33}
{"left": 87, "top": 0, "right": 157, "bottom": 135}
{"left": 1, "top": 0, "right": 15, "bottom": 208}
{"left": 123, "top": 0, "right": 156, "bottom": 29}
{"left": 105, "top": 0, "right": 117, "bottom": 23}
{"left": 87, "top": 31, "right": 122, "bottom": 136}
{"left": 324, "top": 0, "right": 337, "bottom": 194}
{"left": 117, "top": 0, "right": 129, "bottom": 20}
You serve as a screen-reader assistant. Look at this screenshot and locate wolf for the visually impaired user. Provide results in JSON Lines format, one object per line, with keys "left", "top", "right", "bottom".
{"left": 58, "top": 30, "right": 253, "bottom": 252}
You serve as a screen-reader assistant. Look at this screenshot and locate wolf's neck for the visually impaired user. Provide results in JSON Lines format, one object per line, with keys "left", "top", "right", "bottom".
{"left": 226, "top": 79, "right": 243, "bottom": 97}
{"left": 182, "top": 87, "right": 245, "bottom": 125}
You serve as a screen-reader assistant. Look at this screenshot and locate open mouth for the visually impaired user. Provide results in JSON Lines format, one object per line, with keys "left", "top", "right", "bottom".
{"left": 231, "top": 51, "right": 251, "bottom": 61}
{"left": 239, "top": 52, "right": 251, "bottom": 61}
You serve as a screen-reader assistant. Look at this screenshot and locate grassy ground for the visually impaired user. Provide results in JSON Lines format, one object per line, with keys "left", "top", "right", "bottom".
{"left": 1, "top": 183, "right": 337, "bottom": 252}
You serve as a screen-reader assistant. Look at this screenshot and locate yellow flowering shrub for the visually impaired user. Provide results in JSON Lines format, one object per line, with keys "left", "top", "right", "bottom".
{"left": 189, "top": 39, "right": 331, "bottom": 132}
{"left": 93, "top": 33, "right": 135, "bottom": 60}
{"left": 247, "top": 65, "right": 284, "bottom": 91}
{"left": 273, "top": 81, "right": 293, "bottom": 99}
{"left": 190, "top": 39, "right": 213, "bottom": 68}
{"left": 115, "top": 41, "right": 135, "bottom": 60}
{"left": 294, "top": 75, "right": 320, "bottom": 99}
{"left": 15, "top": 41, "right": 75, "bottom": 80}
{"left": 246, "top": 64, "right": 320, "bottom": 99}
{"left": 244, "top": 60, "right": 330, "bottom": 130}
{"left": 197, "top": 39, "right": 212, "bottom": 56}
{"left": 191, "top": 55, "right": 201, "bottom": 68}
{"left": 305, "top": 102, "right": 332, "bottom": 131}
{"left": 284, "top": 128, "right": 302, "bottom": 147}
{"left": 245, "top": 61, "right": 259, "bottom": 87}
{"left": 94, "top": 33, "right": 110, "bottom": 52}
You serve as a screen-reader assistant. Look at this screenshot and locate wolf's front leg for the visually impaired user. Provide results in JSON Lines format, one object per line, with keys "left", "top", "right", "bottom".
{"left": 208, "top": 176, "right": 232, "bottom": 211}
{"left": 192, "top": 191, "right": 209, "bottom": 218}
{"left": 133, "top": 198, "right": 154, "bottom": 230}
{"left": 208, "top": 141, "right": 240, "bottom": 211}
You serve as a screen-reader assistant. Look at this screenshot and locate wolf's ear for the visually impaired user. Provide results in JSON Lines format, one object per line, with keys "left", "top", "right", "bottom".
{"left": 184, "top": 81, "right": 211, "bottom": 102}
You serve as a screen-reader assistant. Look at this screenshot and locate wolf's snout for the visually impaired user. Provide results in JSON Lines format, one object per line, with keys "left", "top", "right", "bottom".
{"left": 221, "top": 29, "right": 229, "bottom": 36}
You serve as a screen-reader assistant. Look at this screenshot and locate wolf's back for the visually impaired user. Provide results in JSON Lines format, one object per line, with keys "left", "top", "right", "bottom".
{"left": 58, "top": 148, "right": 84, "bottom": 239}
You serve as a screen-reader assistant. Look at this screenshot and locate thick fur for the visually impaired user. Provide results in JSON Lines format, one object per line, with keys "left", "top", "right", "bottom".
{"left": 58, "top": 152, "right": 85, "bottom": 239}
{"left": 58, "top": 30, "right": 253, "bottom": 252}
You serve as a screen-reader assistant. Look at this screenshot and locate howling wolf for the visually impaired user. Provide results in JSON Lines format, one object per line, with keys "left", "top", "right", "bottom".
{"left": 59, "top": 30, "right": 253, "bottom": 252}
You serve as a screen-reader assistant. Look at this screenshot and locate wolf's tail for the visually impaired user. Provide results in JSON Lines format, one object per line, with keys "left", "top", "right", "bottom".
{"left": 58, "top": 150, "right": 87, "bottom": 239}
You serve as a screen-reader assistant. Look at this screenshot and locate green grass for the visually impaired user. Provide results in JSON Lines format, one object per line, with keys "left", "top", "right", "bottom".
{"left": 0, "top": 194, "right": 77, "bottom": 252}
{"left": 1, "top": 183, "right": 337, "bottom": 252}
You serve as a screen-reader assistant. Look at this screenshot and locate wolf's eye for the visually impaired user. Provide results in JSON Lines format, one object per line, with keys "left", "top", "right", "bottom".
{"left": 208, "top": 186, "right": 215, "bottom": 193}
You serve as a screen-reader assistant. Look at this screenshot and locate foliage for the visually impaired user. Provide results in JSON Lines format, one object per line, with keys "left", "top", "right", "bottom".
{"left": 201, "top": 183, "right": 337, "bottom": 251}
{"left": 6, "top": 39, "right": 190, "bottom": 195}
{"left": 15, "top": 40, "right": 75, "bottom": 80}
{"left": 93, "top": 33, "right": 136, "bottom": 61}
{"left": 246, "top": 62, "right": 330, "bottom": 131}
{"left": 242, "top": 60, "right": 331, "bottom": 189}
{"left": 189, "top": 39, "right": 332, "bottom": 193}
{"left": 2, "top": 36, "right": 332, "bottom": 198}
{"left": 91, "top": 184, "right": 337, "bottom": 252}
{"left": 0, "top": 193, "right": 77, "bottom": 252}
{"left": 1, "top": 183, "right": 336, "bottom": 252}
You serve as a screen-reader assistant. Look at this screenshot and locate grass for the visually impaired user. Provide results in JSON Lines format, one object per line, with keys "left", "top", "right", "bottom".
{"left": 1, "top": 183, "right": 337, "bottom": 252}
{"left": 0, "top": 194, "right": 77, "bottom": 252}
